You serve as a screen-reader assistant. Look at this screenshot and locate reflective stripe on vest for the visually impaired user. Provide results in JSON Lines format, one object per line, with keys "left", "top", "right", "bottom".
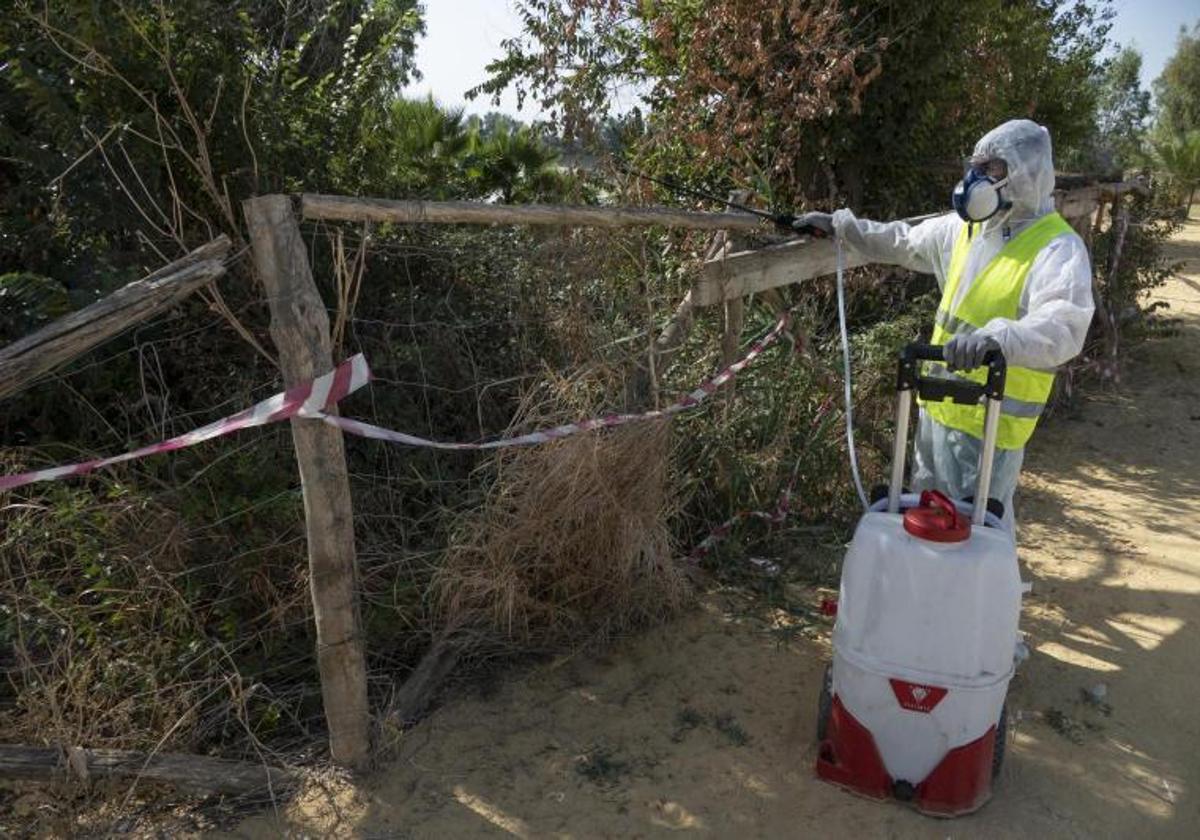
{"left": 920, "top": 212, "right": 1073, "bottom": 449}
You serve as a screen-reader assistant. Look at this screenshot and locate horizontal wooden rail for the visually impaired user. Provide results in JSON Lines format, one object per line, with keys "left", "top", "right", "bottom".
{"left": 1097, "top": 180, "right": 1149, "bottom": 199}
{"left": 0, "top": 236, "right": 231, "bottom": 401}
{"left": 0, "top": 743, "right": 294, "bottom": 795}
{"left": 1056, "top": 187, "right": 1102, "bottom": 221}
{"left": 300, "top": 194, "right": 767, "bottom": 232}
{"left": 1054, "top": 180, "right": 1148, "bottom": 223}
{"left": 694, "top": 213, "right": 939, "bottom": 306}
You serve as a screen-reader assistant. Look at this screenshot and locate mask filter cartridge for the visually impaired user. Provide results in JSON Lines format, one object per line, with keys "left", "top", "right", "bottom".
{"left": 952, "top": 169, "right": 1011, "bottom": 223}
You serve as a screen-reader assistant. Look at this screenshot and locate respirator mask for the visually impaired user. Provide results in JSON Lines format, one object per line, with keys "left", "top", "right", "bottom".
{"left": 952, "top": 157, "right": 1012, "bottom": 223}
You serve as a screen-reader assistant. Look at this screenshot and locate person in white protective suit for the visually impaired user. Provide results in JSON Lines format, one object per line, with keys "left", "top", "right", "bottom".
{"left": 795, "top": 119, "right": 1094, "bottom": 528}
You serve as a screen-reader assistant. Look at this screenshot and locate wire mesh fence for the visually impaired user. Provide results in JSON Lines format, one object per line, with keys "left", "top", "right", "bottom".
{"left": 0, "top": 204, "right": 931, "bottom": 788}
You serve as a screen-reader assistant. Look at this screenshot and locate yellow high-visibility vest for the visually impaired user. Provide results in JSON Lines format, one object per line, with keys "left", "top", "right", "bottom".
{"left": 922, "top": 212, "right": 1074, "bottom": 449}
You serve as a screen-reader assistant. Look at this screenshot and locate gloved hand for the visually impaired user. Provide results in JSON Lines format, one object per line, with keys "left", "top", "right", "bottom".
{"left": 943, "top": 334, "right": 1001, "bottom": 371}
{"left": 791, "top": 211, "right": 834, "bottom": 238}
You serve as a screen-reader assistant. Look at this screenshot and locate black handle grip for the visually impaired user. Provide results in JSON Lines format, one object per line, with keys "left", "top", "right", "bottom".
{"left": 899, "top": 342, "right": 1005, "bottom": 369}
{"left": 897, "top": 342, "right": 1007, "bottom": 404}
{"left": 900, "top": 343, "right": 946, "bottom": 363}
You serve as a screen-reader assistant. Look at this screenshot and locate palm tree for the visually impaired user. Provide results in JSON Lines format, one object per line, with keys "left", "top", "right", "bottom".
{"left": 382, "top": 97, "right": 473, "bottom": 197}
{"left": 367, "top": 100, "right": 567, "bottom": 203}
{"left": 1152, "top": 131, "right": 1200, "bottom": 215}
{"left": 467, "top": 118, "right": 564, "bottom": 204}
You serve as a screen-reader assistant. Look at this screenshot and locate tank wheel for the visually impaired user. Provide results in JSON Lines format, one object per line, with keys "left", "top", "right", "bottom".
{"left": 993, "top": 701, "right": 1008, "bottom": 779}
{"left": 816, "top": 663, "right": 833, "bottom": 741}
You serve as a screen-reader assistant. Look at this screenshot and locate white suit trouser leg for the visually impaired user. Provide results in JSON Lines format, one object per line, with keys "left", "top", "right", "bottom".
{"left": 911, "top": 410, "right": 1023, "bottom": 533}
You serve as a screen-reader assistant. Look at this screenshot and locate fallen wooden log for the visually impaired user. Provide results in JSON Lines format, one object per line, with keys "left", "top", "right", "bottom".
{"left": 390, "top": 633, "right": 463, "bottom": 726}
{"left": 0, "top": 743, "right": 295, "bottom": 796}
{"left": 0, "top": 236, "right": 231, "bottom": 401}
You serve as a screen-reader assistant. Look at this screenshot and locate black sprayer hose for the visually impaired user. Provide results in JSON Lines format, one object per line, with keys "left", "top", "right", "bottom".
{"left": 613, "top": 159, "right": 806, "bottom": 233}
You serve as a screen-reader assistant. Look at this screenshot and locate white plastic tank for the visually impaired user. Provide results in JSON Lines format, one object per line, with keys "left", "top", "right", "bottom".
{"left": 832, "top": 508, "right": 1021, "bottom": 783}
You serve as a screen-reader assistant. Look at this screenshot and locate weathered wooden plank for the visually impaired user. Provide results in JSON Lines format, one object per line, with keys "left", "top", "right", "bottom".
{"left": 1056, "top": 186, "right": 1101, "bottom": 221}
{"left": 1054, "top": 181, "right": 1144, "bottom": 222}
{"left": 0, "top": 237, "right": 230, "bottom": 400}
{"left": 390, "top": 634, "right": 462, "bottom": 725}
{"left": 697, "top": 211, "right": 943, "bottom": 306}
{"left": 1097, "top": 180, "right": 1150, "bottom": 200}
{"left": 692, "top": 216, "right": 945, "bottom": 308}
{"left": 695, "top": 235, "right": 870, "bottom": 307}
{"left": 0, "top": 744, "right": 294, "bottom": 795}
{"left": 243, "top": 195, "right": 370, "bottom": 770}
{"left": 300, "top": 194, "right": 768, "bottom": 232}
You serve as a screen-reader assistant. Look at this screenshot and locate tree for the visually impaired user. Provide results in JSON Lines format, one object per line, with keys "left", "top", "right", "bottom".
{"left": 467, "top": 117, "right": 566, "bottom": 203}
{"left": 1152, "top": 130, "right": 1200, "bottom": 212}
{"left": 1153, "top": 23, "right": 1200, "bottom": 140}
{"left": 350, "top": 97, "right": 569, "bottom": 202}
{"left": 1092, "top": 47, "right": 1152, "bottom": 172}
{"left": 1151, "top": 22, "right": 1200, "bottom": 210}
{"left": 0, "top": 0, "right": 425, "bottom": 285}
{"left": 812, "top": 0, "right": 1111, "bottom": 213}
{"left": 477, "top": 0, "right": 1112, "bottom": 215}
{"left": 472, "top": 0, "right": 882, "bottom": 204}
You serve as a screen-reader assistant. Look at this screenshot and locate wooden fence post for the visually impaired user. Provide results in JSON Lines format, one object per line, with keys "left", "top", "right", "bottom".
{"left": 243, "top": 195, "right": 370, "bottom": 769}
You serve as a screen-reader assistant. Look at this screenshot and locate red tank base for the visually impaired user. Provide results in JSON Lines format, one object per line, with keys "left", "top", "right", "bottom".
{"left": 815, "top": 695, "right": 997, "bottom": 817}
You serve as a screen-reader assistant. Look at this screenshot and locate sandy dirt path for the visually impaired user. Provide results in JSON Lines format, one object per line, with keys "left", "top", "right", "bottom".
{"left": 230, "top": 214, "right": 1200, "bottom": 839}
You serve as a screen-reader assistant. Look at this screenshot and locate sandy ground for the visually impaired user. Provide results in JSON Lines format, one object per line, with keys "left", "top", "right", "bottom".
{"left": 229, "top": 214, "right": 1200, "bottom": 839}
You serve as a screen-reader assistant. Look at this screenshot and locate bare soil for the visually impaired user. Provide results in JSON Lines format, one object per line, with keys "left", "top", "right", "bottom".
{"left": 226, "top": 215, "right": 1200, "bottom": 839}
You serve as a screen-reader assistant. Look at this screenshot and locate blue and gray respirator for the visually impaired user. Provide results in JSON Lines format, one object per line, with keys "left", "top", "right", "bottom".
{"left": 952, "top": 167, "right": 1012, "bottom": 223}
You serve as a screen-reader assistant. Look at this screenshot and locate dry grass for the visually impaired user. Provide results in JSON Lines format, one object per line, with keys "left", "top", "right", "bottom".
{"left": 0, "top": 453, "right": 314, "bottom": 761}
{"left": 435, "top": 383, "right": 690, "bottom": 654}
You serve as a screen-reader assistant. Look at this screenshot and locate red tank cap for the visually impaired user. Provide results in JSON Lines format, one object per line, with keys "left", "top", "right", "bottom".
{"left": 903, "top": 490, "right": 971, "bottom": 543}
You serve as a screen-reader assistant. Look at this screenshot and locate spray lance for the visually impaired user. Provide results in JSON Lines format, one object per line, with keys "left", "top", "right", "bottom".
{"left": 621, "top": 166, "right": 870, "bottom": 511}
{"left": 616, "top": 165, "right": 833, "bottom": 238}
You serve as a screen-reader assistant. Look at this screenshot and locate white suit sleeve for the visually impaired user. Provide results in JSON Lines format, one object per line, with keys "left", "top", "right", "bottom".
{"left": 831, "top": 209, "right": 961, "bottom": 286}
{"left": 975, "top": 233, "right": 1095, "bottom": 369}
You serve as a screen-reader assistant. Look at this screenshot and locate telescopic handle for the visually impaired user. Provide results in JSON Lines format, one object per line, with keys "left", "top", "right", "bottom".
{"left": 888, "top": 343, "right": 1008, "bottom": 523}
{"left": 897, "top": 343, "right": 1006, "bottom": 404}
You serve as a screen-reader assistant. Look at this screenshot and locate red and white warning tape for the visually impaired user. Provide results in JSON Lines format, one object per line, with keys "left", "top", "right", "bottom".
{"left": 686, "top": 397, "right": 834, "bottom": 564}
{"left": 0, "top": 315, "right": 793, "bottom": 490}
{"left": 308, "top": 313, "right": 792, "bottom": 449}
{"left": 0, "top": 355, "right": 370, "bottom": 492}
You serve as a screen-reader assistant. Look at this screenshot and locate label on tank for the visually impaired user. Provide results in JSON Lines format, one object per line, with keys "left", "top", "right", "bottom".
{"left": 889, "top": 678, "right": 948, "bottom": 713}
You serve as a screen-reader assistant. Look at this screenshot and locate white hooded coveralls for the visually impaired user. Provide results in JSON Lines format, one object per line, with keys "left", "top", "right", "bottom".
{"left": 830, "top": 120, "right": 1094, "bottom": 525}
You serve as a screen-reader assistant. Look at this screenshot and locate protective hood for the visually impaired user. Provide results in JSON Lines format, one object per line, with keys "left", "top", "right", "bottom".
{"left": 970, "top": 119, "right": 1056, "bottom": 227}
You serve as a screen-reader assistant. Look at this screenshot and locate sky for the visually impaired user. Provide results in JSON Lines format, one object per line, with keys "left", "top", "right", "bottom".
{"left": 402, "top": 0, "right": 534, "bottom": 117}
{"left": 1108, "top": 0, "right": 1198, "bottom": 92}
{"left": 403, "top": 1, "right": 1200, "bottom": 118}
